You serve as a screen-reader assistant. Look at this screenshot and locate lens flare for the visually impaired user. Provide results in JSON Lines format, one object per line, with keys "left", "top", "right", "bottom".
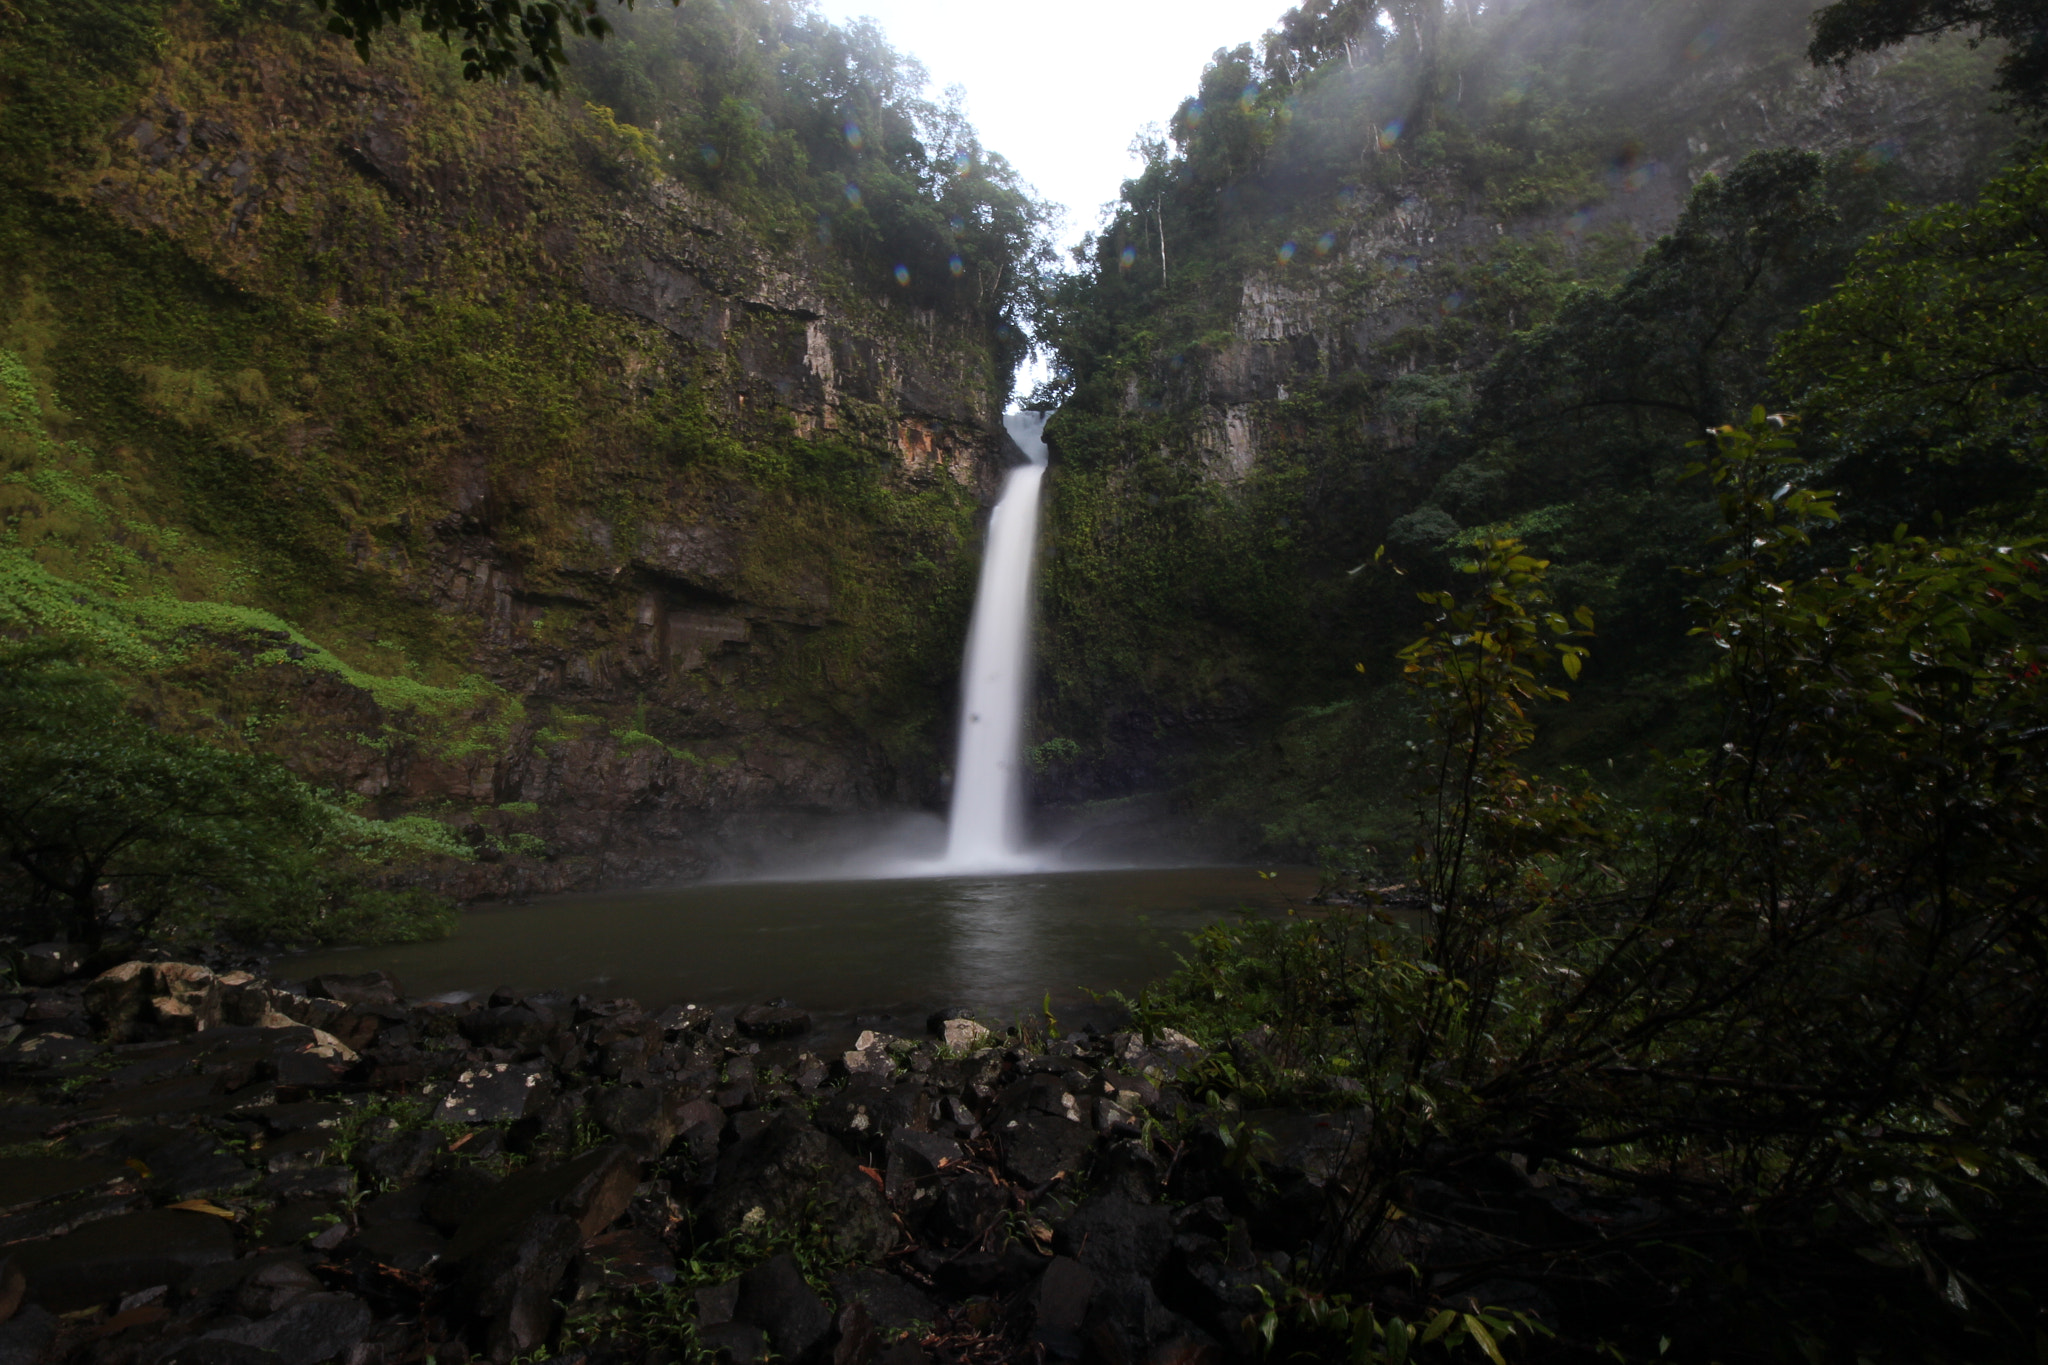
{"left": 698, "top": 144, "right": 721, "bottom": 167}
{"left": 1854, "top": 138, "right": 1904, "bottom": 172}
{"left": 949, "top": 254, "right": 965, "bottom": 277}
{"left": 1184, "top": 98, "right": 1205, "bottom": 125}
{"left": 1378, "top": 119, "right": 1404, "bottom": 151}
{"left": 1277, "top": 241, "right": 1297, "bottom": 264}
{"left": 1239, "top": 83, "right": 1259, "bottom": 113}
{"left": 1315, "top": 231, "right": 1336, "bottom": 256}
{"left": 1685, "top": 24, "right": 1723, "bottom": 61}
{"left": 843, "top": 120, "right": 863, "bottom": 149}
{"left": 893, "top": 264, "right": 910, "bottom": 286}
{"left": 948, "top": 214, "right": 965, "bottom": 235}
{"left": 1440, "top": 290, "right": 1467, "bottom": 314}
{"left": 1564, "top": 210, "right": 1592, "bottom": 236}
{"left": 816, "top": 215, "right": 832, "bottom": 244}
{"left": 952, "top": 149, "right": 972, "bottom": 174}
{"left": 843, "top": 182, "right": 862, "bottom": 206}
{"left": 1119, "top": 244, "right": 1137, "bottom": 271}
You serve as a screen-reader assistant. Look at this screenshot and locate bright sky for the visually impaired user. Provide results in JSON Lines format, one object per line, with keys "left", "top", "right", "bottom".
{"left": 811, "top": 0, "right": 1291, "bottom": 252}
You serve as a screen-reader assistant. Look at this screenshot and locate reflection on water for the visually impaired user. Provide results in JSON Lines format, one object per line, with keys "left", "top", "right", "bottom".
{"left": 285, "top": 867, "right": 1315, "bottom": 1017}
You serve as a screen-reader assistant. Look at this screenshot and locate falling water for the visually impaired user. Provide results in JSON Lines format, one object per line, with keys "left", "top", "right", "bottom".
{"left": 942, "top": 411, "right": 1049, "bottom": 869}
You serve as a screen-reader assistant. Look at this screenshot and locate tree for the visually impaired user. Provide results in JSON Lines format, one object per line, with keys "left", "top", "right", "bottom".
{"left": 0, "top": 643, "right": 332, "bottom": 946}
{"left": 1809, "top": 0, "right": 2048, "bottom": 119}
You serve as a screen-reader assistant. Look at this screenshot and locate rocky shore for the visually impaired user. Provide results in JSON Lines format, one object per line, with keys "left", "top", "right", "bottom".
{"left": 0, "top": 952, "right": 1628, "bottom": 1365}
{"left": 0, "top": 952, "right": 1326, "bottom": 1365}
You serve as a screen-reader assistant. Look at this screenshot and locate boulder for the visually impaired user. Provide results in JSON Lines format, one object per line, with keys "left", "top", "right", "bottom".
{"left": 735, "top": 1004, "right": 811, "bottom": 1040}
{"left": 592, "top": 1084, "right": 691, "bottom": 1158}
{"left": 205, "top": 1292, "right": 373, "bottom": 1365}
{"left": 458, "top": 1213, "right": 581, "bottom": 1363}
{"left": 0, "top": 1155, "right": 125, "bottom": 1212}
{"left": 302, "top": 972, "right": 402, "bottom": 1009}
{"left": 825, "top": 1268, "right": 938, "bottom": 1334}
{"left": 735, "top": 1254, "right": 830, "bottom": 1364}
{"left": 446, "top": 1144, "right": 642, "bottom": 1264}
{"left": 16, "top": 945, "right": 82, "bottom": 989}
{"left": 232, "top": 1258, "right": 323, "bottom": 1317}
{"left": 998, "top": 1114, "right": 1096, "bottom": 1187}
{"left": 13, "top": 1208, "right": 233, "bottom": 1311}
{"left": 432, "top": 1062, "right": 551, "bottom": 1125}
{"left": 0, "top": 1307, "right": 55, "bottom": 1365}
{"left": 1031, "top": 1256, "right": 1096, "bottom": 1361}
{"left": 697, "top": 1322, "right": 768, "bottom": 1364}
{"left": 701, "top": 1116, "right": 895, "bottom": 1263}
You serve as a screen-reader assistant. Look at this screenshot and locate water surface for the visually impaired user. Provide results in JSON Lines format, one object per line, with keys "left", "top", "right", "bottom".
{"left": 285, "top": 866, "right": 1314, "bottom": 1018}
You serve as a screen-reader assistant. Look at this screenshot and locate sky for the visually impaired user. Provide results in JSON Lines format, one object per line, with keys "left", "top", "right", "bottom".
{"left": 809, "top": 0, "right": 1291, "bottom": 252}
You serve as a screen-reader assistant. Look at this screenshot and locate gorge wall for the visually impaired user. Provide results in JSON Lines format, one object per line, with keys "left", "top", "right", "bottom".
{"left": 1028, "top": 0, "right": 2019, "bottom": 858}
{"left": 0, "top": 0, "right": 1028, "bottom": 899}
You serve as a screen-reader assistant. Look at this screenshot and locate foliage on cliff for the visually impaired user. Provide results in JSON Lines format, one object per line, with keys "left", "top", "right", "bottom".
{"left": 1028, "top": 0, "right": 2016, "bottom": 855}
{"left": 0, "top": 0, "right": 1047, "bottom": 917}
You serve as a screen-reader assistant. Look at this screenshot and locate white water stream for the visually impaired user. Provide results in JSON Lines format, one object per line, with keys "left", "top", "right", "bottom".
{"left": 941, "top": 411, "right": 1049, "bottom": 870}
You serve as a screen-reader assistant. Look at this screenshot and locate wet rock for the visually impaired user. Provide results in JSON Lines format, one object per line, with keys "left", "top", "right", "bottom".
{"left": 14, "top": 1208, "right": 233, "bottom": 1311}
{"left": 882, "top": 1128, "right": 961, "bottom": 1208}
{"left": 673, "top": 1098, "right": 725, "bottom": 1164}
{"left": 447, "top": 1144, "right": 642, "bottom": 1263}
{"left": 701, "top": 1116, "right": 895, "bottom": 1262}
{"left": 735, "top": 1254, "right": 829, "bottom": 1364}
{"left": 205, "top": 1292, "right": 372, "bottom": 1365}
{"left": 233, "top": 1259, "right": 323, "bottom": 1317}
{"left": 256, "top": 1201, "right": 343, "bottom": 1248}
{"left": 592, "top": 1084, "right": 691, "bottom": 1159}
{"left": 734, "top": 1005, "right": 810, "bottom": 1041}
{"left": 579, "top": 1228, "right": 674, "bottom": 1289}
{"left": 458, "top": 1006, "right": 552, "bottom": 1056}
{"left": 431, "top": 1062, "right": 551, "bottom": 1124}
{"left": 157, "top": 1339, "right": 285, "bottom": 1365}
{"left": 929, "top": 1169, "right": 1005, "bottom": 1247}
{"left": 457, "top": 1213, "right": 581, "bottom": 1362}
{"left": 825, "top": 1268, "right": 938, "bottom": 1334}
{"left": 346, "top": 1220, "right": 449, "bottom": 1274}
{"left": 997, "top": 1114, "right": 1095, "bottom": 1187}
{"left": 17, "top": 945, "right": 83, "bottom": 989}
{"left": 1031, "top": 1256, "right": 1096, "bottom": 1361}
{"left": 813, "top": 1082, "right": 921, "bottom": 1151}
{"left": 302, "top": 973, "right": 402, "bottom": 1009}
{"left": 1063, "top": 1191, "right": 1173, "bottom": 1282}
{"left": 362, "top": 1131, "right": 444, "bottom": 1187}
{"left": 695, "top": 1279, "right": 739, "bottom": 1325}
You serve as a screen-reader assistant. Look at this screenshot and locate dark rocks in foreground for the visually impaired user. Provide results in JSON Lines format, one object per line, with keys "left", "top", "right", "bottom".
{"left": 0, "top": 956, "right": 1584, "bottom": 1363}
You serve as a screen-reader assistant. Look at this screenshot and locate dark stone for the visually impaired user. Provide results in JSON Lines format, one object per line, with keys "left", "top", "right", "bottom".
{"left": 0, "top": 1155, "right": 125, "bottom": 1210}
{"left": 258, "top": 1129, "right": 335, "bottom": 1173}
{"left": 421, "top": 1168, "right": 498, "bottom": 1234}
{"left": 0, "top": 1305, "right": 53, "bottom": 1365}
{"left": 998, "top": 1113, "right": 1096, "bottom": 1187}
{"left": 871, "top": 1345, "right": 929, "bottom": 1365}
{"left": 346, "top": 1220, "right": 449, "bottom": 1274}
{"left": 672, "top": 1098, "right": 722, "bottom": 1162}
{"left": 734, "top": 1005, "right": 810, "bottom": 1041}
{"left": 0, "top": 1191, "right": 144, "bottom": 1247}
{"left": 917, "top": 1244, "right": 1048, "bottom": 1296}
{"left": 735, "top": 1254, "right": 829, "bottom": 1365}
{"left": 303, "top": 973, "right": 402, "bottom": 1009}
{"left": 270, "top": 1036, "right": 351, "bottom": 1091}
{"left": 14, "top": 1208, "right": 233, "bottom": 1311}
{"left": 695, "top": 1280, "right": 739, "bottom": 1326}
{"left": 579, "top": 1228, "right": 674, "bottom": 1289}
{"left": 204, "top": 1292, "right": 373, "bottom": 1365}
{"left": 592, "top": 1084, "right": 689, "bottom": 1159}
{"left": 930, "top": 1170, "right": 1005, "bottom": 1248}
{"left": 457, "top": 1213, "right": 581, "bottom": 1363}
{"left": 829, "top": 1302, "right": 878, "bottom": 1365}
{"left": 236, "top": 1102, "right": 346, "bottom": 1134}
{"left": 696, "top": 1322, "right": 768, "bottom": 1364}
{"left": 446, "top": 1144, "right": 642, "bottom": 1263}
{"left": 18, "top": 945, "right": 83, "bottom": 988}
{"left": 824, "top": 1269, "right": 937, "bottom": 1334}
{"left": 812, "top": 1082, "right": 921, "bottom": 1154}
{"left": 701, "top": 1116, "right": 895, "bottom": 1262}
{"left": 1031, "top": 1256, "right": 1096, "bottom": 1361}
{"left": 259, "top": 1167, "right": 354, "bottom": 1203}
{"left": 457, "top": 1007, "right": 552, "bottom": 1055}
{"left": 232, "top": 1258, "right": 323, "bottom": 1316}
{"left": 433, "top": 1062, "right": 551, "bottom": 1124}
{"left": 882, "top": 1128, "right": 962, "bottom": 1208}
{"left": 258, "top": 1201, "right": 343, "bottom": 1248}
{"left": 1063, "top": 1191, "right": 1173, "bottom": 1281}
{"left": 362, "top": 1131, "right": 444, "bottom": 1187}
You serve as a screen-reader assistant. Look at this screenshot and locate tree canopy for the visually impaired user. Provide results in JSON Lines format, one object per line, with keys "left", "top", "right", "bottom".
{"left": 1809, "top": 0, "right": 2048, "bottom": 118}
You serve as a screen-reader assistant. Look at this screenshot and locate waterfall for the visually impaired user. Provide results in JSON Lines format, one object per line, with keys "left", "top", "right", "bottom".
{"left": 942, "top": 411, "right": 1049, "bottom": 869}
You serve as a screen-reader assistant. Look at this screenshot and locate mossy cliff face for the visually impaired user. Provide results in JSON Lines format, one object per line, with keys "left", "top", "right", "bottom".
{"left": 1031, "top": 0, "right": 2015, "bottom": 853}
{"left": 0, "top": 0, "right": 1014, "bottom": 895}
